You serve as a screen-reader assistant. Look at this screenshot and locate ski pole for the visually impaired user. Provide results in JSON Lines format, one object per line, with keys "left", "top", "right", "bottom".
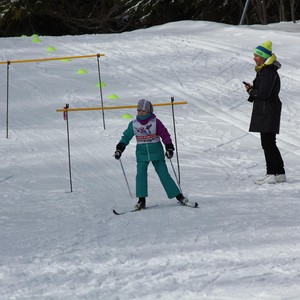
{"left": 171, "top": 96, "right": 181, "bottom": 185}
{"left": 119, "top": 158, "right": 134, "bottom": 198}
{"left": 169, "top": 158, "right": 182, "bottom": 194}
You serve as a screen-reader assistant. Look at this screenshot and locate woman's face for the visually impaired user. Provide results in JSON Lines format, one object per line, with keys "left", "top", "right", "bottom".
{"left": 253, "top": 54, "right": 266, "bottom": 66}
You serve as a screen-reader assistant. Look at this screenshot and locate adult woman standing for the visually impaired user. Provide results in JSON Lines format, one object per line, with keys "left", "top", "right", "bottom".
{"left": 244, "top": 41, "right": 286, "bottom": 185}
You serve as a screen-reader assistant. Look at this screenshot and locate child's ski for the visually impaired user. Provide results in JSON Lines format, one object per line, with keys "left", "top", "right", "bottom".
{"left": 113, "top": 201, "right": 198, "bottom": 216}
{"left": 113, "top": 205, "right": 158, "bottom": 216}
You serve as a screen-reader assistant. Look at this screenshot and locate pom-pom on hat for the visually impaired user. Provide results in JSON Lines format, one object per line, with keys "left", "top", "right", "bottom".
{"left": 253, "top": 41, "right": 272, "bottom": 59}
{"left": 137, "top": 99, "right": 153, "bottom": 113}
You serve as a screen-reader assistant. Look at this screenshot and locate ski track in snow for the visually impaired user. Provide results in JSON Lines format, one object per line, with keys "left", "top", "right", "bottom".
{"left": 1, "top": 21, "right": 300, "bottom": 299}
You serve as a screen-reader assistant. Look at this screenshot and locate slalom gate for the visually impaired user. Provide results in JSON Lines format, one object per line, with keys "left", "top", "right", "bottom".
{"left": 0, "top": 53, "right": 105, "bottom": 138}
{"left": 56, "top": 100, "right": 188, "bottom": 192}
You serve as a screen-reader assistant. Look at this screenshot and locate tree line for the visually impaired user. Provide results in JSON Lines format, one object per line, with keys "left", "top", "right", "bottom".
{"left": 0, "top": 0, "right": 299, "bottom": 37}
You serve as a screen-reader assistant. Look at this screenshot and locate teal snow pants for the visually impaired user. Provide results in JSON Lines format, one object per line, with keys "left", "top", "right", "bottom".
{"left": 136, "top": 160, "right": 180, "bottom": 199}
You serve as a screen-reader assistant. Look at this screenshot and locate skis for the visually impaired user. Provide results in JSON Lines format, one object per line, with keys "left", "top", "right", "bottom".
{"left": 113, "top": 205, "right": 159, "bottom": 215}
{"left": 113, "top": 201, "right": 198, "bottom": 216}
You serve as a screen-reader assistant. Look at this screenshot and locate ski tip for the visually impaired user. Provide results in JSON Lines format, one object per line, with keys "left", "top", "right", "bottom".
{"left": 113, "top": 209, "right": 121, "bottom": 215}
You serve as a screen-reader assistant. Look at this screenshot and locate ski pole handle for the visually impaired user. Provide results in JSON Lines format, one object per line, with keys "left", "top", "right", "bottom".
{"left": 63, "top": 103, "right": 69, "bottom": 120}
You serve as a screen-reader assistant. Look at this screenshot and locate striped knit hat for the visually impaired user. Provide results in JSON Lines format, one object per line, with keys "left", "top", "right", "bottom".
{"left": 137, "top": 99, "right": 153, "bottom": 113}
{"left": 253, "top": 41, "right": 272, "bottom": 59}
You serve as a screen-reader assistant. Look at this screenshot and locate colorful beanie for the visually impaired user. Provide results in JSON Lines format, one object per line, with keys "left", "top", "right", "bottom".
{"left": 137, "top": 99, "right": 153, "bottom": 113}
{"left": 253, "top": 41, "right": 272, "bottom": 59}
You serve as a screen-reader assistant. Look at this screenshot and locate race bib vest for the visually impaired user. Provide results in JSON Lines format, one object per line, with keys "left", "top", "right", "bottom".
{"left": 133, "top": 118, "right": 160, "bottom": 144}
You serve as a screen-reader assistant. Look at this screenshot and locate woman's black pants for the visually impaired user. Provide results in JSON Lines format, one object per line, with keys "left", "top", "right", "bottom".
{"left": 260, "top": 133, "right": 285, "bottom": 175}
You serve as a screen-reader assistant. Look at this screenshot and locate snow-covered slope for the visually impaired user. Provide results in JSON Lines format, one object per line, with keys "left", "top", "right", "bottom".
{"left": 1, "top": 21, "right": 300, "bottom": 299}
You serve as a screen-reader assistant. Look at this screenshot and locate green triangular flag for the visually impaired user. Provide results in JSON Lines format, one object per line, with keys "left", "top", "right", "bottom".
{"left": 96, "top": 82, "right": 107, "bottom": 88}
{"left": 108, "top": 93, "right": 120, "bottom": 99}
{"left": 32, "top": 37, "right": 41, "bottom": 43}
{"left": 77, "top": 69, "right": 88, "bottom": 74}
{"left": 122, "top": 113, "right": 133, "bottom": 119}
{"left": 47, "top": 46, "right": 56, "bottom": 52}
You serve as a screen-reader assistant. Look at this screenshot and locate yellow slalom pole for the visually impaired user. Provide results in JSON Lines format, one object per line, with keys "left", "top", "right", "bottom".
{"left": 0, "top": 53, "right": 105, "bottom": 65}
{"left": 56, "top": 101, "right": 187, "bottom": 113}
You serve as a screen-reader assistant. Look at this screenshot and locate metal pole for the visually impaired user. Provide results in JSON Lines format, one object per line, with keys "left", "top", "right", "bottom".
{"left": 169, "top": 159, "right": 182, "bottom": 194}
{"left": 119, "top": 158, "right": 133, "bottom": 198}
{"left": 6, "top": 61, "right": 10, "bottom": 138}
{"left": 64, "top": 104, "right": 73, "bottom": 192}
{"left": 239, "top": 0, "right": 251, "bottom": 25}
{"left": 171, "top": 96, "right": 181, "bottom": 185}
{"left": 96, "top": 54, "right": 106, "bottom": 129}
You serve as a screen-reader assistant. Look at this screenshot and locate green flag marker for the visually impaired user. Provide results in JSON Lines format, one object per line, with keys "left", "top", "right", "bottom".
{"left": 32, "top": 37, "right": 41, "bottom": 43}
{"left": 77, "top": 69, "right": 88, "bottom": 74}
{"left": 108, "top": 93, "right": 120, "bottom": 99}
{"left": 32, "top": 34, "right": 39, "bottom": 38}
{"left": 122, "top": 113, "right": 133, "bottom": 119}
{"left": 96, "top": 82, "right": 107, "bottom": 88}
{"left": 47, "top": 46, "right": 56, "bottom": 52}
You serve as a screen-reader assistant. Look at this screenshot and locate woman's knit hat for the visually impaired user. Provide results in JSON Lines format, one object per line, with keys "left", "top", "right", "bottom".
{"left": 253, "top": 41, "right": 272, "bottom": 59}
{"left": 137, "top": 99, "right": 153, "bottom": 113}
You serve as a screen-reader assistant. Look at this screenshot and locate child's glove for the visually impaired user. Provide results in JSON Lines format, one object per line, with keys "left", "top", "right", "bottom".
{"left": 114, "top": 142, "right": 126, "bottom": 160}
{"left": 165, "top": 143, "right": 175, "bottom": 159}
{"left": 114, "top": 150, "right": 122, "bottom": 160}
{"left": 165, "top": 149, "right": 173, "bottom": 159}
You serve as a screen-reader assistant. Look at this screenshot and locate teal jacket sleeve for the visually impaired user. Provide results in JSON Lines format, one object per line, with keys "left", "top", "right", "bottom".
{"left": 119, "top": 121, "right": 134, "bottom": 146}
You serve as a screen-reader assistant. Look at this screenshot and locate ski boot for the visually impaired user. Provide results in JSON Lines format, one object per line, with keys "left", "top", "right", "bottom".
{"left": 134, "top": 197, "right": 146, "bottom": 210}
{"left": 176, "top": 194, "right": 198, "bottom": 208}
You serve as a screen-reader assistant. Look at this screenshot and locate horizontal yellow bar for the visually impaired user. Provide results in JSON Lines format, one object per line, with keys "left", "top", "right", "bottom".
{"left": 0, "top": 53, "right": 105, "bottom": 64}
{"left": 56, "top": 101, "right": 188, "bottom": 112}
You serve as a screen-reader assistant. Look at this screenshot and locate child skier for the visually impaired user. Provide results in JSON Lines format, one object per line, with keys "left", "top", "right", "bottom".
{"left": 114, "top": 99, "right": 198, "bottom": 210}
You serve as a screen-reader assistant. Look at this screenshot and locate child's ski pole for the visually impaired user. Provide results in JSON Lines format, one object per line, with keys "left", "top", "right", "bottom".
{"left": 119, "top": 158, "right": 134, "bottom": 198}
{"left": 169, "top": 158, "right": 182, "bottom": 194}
{"left": 171, "top": 96, "right": 181, "bottom": 185}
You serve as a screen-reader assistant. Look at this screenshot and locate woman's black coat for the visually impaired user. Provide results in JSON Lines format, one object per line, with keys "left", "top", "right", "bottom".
{"left": 248, "top": 62, "right": 282, "bottom": 134}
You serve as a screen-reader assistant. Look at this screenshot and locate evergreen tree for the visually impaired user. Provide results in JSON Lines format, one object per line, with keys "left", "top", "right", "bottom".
{"left": 0, "top": 0, "right": 299, "bottom": 37}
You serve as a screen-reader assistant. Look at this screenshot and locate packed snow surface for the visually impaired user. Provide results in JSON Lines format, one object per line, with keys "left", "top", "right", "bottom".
{"left": 1, "top": 20, "right": 300, "bottom": 299}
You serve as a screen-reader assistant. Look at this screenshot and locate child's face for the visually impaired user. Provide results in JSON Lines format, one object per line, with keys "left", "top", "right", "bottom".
{"left": 137, "top": 109, "right": 148, "bottom": 116}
